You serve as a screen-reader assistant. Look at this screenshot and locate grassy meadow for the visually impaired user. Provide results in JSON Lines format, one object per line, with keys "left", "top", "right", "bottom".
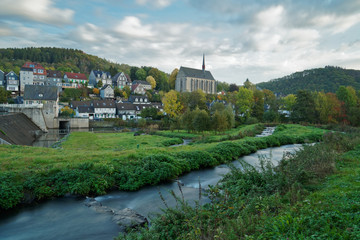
{"left": 0, "top": 124, "right": 326, "bottom": 211}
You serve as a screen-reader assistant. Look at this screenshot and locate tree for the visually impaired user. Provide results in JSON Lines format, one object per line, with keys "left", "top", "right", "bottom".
{"left": 114, "top": 87, "right": 123, "bottom": 97}
{"left": 130, "top": 66, "right": 140, "bottom": 80}
{"left": 168, "top": 68, "right": 178, "bottom": 90}
{"left": 187, "top": 90, "right": 207, "bottom": 111}
{"left": 192, "top": 108, "right": 210, "bottom": 132}
{"left": 163, "top": 90, "right": 183, "bottom": 118}
{"left": 135, "top": 68, "right": 147, "bottom": 81}
{"left": 210, "top": 101, "right": 225, "bottom": 114}
{"left": 282, "top": 94, "right": 296, "bottom": 112}
{"left": 97, "top": 80, "right": 103, "bottom": 88}
{"left": 93, "top": 88, "right": 100, "bottom": 95}
{"left": 180, "top": 109, "right": 195, "bottom": 132}
{"left": 243, "top": 79, "right": 256, "bottom": 91}
{"left": 291, "top": 90, "right": 318, "bottom": 123}
{"left": 0, "top": 87, "right": 7, "bottom": 103}
{"left": 212, "top": 110, "right": 228, "bottom": 133}
{"left": 60, "top": 106, "right": 75, "bottom": 117}
{"left": 123, "top": 85, "right": 131, "bottom": 98}
{"left": 216, "top": 81, "right": 230, "bottom": 93}
{"left": 236, "top": 87, "right": 253, "bottom": 120}
{"left": 251, "top": 89, "right": 264, "bottom": 121}
{"left": 229, "top": 83, "right": 239, "bottom": 92}
{"left": 146, "top": 76, "right": 156, "bottom": 90}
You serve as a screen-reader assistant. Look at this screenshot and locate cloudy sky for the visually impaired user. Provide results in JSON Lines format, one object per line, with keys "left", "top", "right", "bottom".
{"left": 0, "top": 0, "right": 360, "bottom": 84}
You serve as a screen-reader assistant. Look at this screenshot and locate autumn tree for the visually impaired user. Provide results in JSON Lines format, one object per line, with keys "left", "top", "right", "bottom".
{"left": 146, "top": 76, "right": 156, "bottom": 90}
{"left": 168, "top": 68, "right": 178, "bottom": 90}
{"left": 93, "top": 88, "right": 100, "bottom": 95}
{"left": 123, "top": 85, "right": 131, "bottom": 98}
{"left": 163, "top": 90, "right": 183, "bottom": 118}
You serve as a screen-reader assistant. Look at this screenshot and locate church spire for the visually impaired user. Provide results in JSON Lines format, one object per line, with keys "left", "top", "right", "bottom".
{"left": 202, "top": 53, "right": 205, "bottom": 71}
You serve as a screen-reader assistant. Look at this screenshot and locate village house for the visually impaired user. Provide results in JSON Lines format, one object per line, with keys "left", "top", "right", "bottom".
{"left": 46, "top": 70, "right": 63, "bottom": 90}
{"left": 92, "top": 100, "right": 116, "bottom": 119}
{"left": 175, "top": 55, "right": 216, "bottom": 94}
{"left": 128, "top": 95, "right": 150, "bottom": 104}
{"left": 100, "top": 84, "right": 114, "bottom": 99}
{"left": 112, "top": 72, "right": 132, "bottom": 89}
{"left": 63, "top": 72, "right": 88, "bottom": 88}
{"left": 88, "top": 70, "right": 112, "bottom": 88}
{"left": 116, "top": 101, "right": 136, "bottom": 120}
{"left": 19, "top": 67, "right": 34, "bottom": 93}
{"left": 5, "top": 71, "right": 19, "bottom": 95}
{"left": 22, "top": 62, "right": 47, "bottom": 86}
{"left": 131, "top": 80, "right": 152, "bottom": 95}
{"left": 0, "top": 70, "right": 4, "bottom": 87}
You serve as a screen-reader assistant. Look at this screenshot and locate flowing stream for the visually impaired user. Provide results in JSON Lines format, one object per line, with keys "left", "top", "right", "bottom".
{"left": 0, "top": 128, "right": 303, "bottom": 240}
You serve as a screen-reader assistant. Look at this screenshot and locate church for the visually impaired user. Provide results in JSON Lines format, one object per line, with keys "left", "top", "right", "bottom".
{"left": 175, "top": 55, "right": 216, "bottom": 94}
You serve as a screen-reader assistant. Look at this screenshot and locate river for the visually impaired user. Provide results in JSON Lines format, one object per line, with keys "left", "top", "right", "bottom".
{"left": 0, "top": 142, "right": 302, "bottom": 240}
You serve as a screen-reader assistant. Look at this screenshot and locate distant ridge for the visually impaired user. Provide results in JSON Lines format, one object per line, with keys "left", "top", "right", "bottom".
{"left": 256, "top": 66, "right": 360, "bottom": 95}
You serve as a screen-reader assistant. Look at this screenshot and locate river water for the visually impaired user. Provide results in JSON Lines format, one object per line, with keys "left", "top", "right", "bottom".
{"left": 0, "top": 142, "right": 303, "bottom": 240}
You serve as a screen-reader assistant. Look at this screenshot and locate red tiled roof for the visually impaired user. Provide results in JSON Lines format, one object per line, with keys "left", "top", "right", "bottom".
{"left": 22, "top": 62, "right": 47, "bottom": 75}
{"left": 65, "top": 72, "right": 88, "bottom": 80}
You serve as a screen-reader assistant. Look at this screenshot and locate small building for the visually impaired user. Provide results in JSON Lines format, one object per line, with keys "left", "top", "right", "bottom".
{"left": 89, "top": 70, "right": 112, "bottom": 88}
{"left": 92, "top": 99, "right": 116, "bottom": 119}
{"left": 76, "top": 106, "right": 95, "bottom": 119}
{"left": 112, "top": 72, "right": 132, "bottom": 89}
{"left": 64, "top": 72, "right": 88, "bottom": 88}
{"left": 23, "top": 85, "right": 59, "bottom": 119}
{"left": 5, "top": 71, "right": 19, "bottom": 95}
{"left": 46, "top": 70, "right": 63, "bottom": 90}
{"left": 100, "top": 84, "right": 114, "bottom": 99}
{"left": 19, "top": 67, "right": 34, "bottom": 93}
{"left": 116, "top": 102, "right": 136, "bottom": 120}
{"left": 175, "top": 55, "right": 216, "bottom": 94}
{"left": 131, "top": 80, "right": 152, "bottom": 95}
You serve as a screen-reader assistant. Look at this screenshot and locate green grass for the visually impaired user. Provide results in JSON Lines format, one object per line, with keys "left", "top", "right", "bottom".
{"left": 0, "top": 124, "right": 327, "bottom": 211}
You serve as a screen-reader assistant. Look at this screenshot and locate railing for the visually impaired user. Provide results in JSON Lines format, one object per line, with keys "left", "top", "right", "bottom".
{"left": 0, "top": 103, "right": 43, "bottom": 108}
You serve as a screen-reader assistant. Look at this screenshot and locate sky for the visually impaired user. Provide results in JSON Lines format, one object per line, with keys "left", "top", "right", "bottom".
{"left": 0, "top": 0, "right": 360, "bottom": 84}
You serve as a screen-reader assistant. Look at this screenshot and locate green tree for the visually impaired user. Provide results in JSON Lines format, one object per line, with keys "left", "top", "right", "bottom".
{"left": 0, "top": 87, "right": 7, "bottom": 103}
{"left": 251, "top": 89, "right": 264, "bottom": 121}
{"left": 192, "top": 108, "right": 210, "bottom": 132}
{"left": 291, "top": 90, "right": 318, "bottom": 123}
{"left": 97, "top": 80, "right": 103, "bottom": 88}
{"left": 212, "top": 110, "right": 228, "bottom": 133}
{"left": 123, "top": 85, "right": 131, "bottom": 98}
{"left": 135, "top": 68, "right": 147, "bottom": 81}
{"left": 243, "top": 79, "right": 256, "bottom": 91}
{"left": 236, "top": 87, "right": 253, "bottom": 121}
{"left": 180, "top": 109, "right": 195, "bottom": 132}
{"left": 282, "top": 94, "right": 296, "bottom": 112}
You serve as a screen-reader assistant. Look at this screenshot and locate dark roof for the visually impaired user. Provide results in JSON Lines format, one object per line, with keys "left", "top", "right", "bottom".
{"left": 23, "top": 85, "right": 58, "bottom": 101}
{"left": 100, "top": 84, "right": 113, "bottom": 90}
{"left": 92, "top": 70, "right": 111, "bottom": 78}
{"left": 20, "top": 67, "right": 33, "bottom": 71}
{"left": 70, "top": 100, "right": 92, "bottom": 109}
{"left": 47, "top": 70, "right": 63, "bottom": 78}
{"left": 116, "top": 102, "right": 136, "bottom": 111}
{"left": 112, "top": 72, "right": 132, "bottom": 83}
{"left": 132, "top": 80, "right": 151, "bottom": 85}
{"left": 78, "top": 106, "right": 94, "bottom": 113}
{"left": 92, "top": 100, "right": 116, "bottom": 108}
{"left": 179, "top": 66, "right": 215, "bottom": 80}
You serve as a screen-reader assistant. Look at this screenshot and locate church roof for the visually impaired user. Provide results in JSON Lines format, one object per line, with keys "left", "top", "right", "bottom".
{"left": 179, "top": 66, "right": 215, "bottom": 80}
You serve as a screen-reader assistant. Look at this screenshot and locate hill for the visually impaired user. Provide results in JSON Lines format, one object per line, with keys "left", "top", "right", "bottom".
{"left": 0, "top": 47, "right": 132, "bottom": 76}
{"left": 0, "top": 47, "right": 171, "bottom": 91}
{"left": 257, "top": 66, "right": 360, "bottom": 95}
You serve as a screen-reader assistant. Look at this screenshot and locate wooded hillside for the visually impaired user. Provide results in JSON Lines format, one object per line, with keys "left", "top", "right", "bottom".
{"left": 257, "top": 66, "right": 360, "bottom": 95}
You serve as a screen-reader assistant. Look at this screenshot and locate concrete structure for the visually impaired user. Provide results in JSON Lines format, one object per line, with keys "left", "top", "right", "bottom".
{"left": 19, "top": 67, "right": 34, "bottom": 93}
{"left": 175, "top": 55, "right": 216, "bottom": 94}
{"left": 89, "top": 70, "right": 112, "bottom": 88}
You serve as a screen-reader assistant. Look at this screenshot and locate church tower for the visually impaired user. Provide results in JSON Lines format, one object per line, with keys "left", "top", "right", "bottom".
{"left": 202, "top": 54, "right": 205, "bottom": 71}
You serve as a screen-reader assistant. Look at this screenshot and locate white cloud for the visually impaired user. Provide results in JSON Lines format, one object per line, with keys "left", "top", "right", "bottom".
{"left": 135, "top": 0, "right": 173, "bottom": 9}
{"left": 115, "top": 16, "right": 153, "bottom": 38}
{"left": 0, "top": 0, "right": 74, "bottom": 26}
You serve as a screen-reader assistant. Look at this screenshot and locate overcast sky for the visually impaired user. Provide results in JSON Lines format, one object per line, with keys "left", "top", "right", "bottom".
{"left": 0, "top": 0, "right": 360, "bottom": 84}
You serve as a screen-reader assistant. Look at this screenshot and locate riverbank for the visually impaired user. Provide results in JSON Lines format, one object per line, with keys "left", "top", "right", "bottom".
{"left": 119, "top": 130, "right": 360, "bottom": 239}
{"left": 0, "top": 124, "right": 325, "bottom": 211}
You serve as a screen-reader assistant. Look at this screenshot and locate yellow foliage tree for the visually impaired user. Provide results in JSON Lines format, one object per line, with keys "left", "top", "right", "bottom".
{"left": 163, "top": 90, "right": 183, "bottom": 118}
{"left": 168, "top": 68, "right": 178, "bottom": 90}
{"left": 93, "top": 88, "right": 100, "bottom": 95}
{"left": 146, "top": 76, "right": 156, "bottom": 89}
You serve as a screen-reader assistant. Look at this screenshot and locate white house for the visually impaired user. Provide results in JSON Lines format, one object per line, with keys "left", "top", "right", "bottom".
{"left": 93, "top": 100, "right": 116, "bottom": 119}
{"left": 100, "top": 84, "right": 114, "bottom": 99}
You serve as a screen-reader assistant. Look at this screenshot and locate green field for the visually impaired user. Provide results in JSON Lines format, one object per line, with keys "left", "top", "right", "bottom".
{"left": 0, "top": 124, "right": 326, "bottom": 211}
